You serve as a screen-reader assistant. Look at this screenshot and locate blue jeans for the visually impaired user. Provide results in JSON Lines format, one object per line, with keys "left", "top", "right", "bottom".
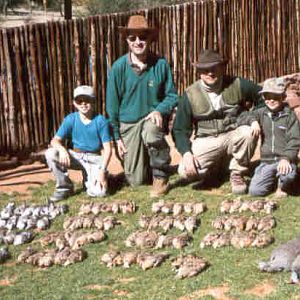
{"left": 249, "top": 162, "right": 297, "bottom": 196}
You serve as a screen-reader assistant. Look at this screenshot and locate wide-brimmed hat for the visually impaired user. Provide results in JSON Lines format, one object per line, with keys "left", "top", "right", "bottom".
{"left": 118, "top": 15, "right": 158, "bottom": 41}
{"left": 192, "top": 49, "right": 228, "bottom": 69}
{"left": 73, "top": 85, "right": 96, "bottom": 101}
{"left": 259, "top": 77, "right": 286, "bottom": 96}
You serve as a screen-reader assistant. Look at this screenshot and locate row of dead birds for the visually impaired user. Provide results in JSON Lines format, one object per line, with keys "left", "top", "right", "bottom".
{"left": 79, "top": 201, "right": 136, "bottom": 215}
{"left": 125, "top": 230, "right": 191, "bottom": 249}
{"left": 200, "top": 231, "right": 274, "bottom": 249}
{"left": 17, "top": 247, "right": 86, "bottom": 268}
{"left": 17, "top": 229, "right": 107, "bottom": 267}
{"left": 211, "top": 215, "right": 276, "bottom": 232}
{"left": 152, "top": 200, "right": 207, "bottom": 215}
{"left": 101, "top": 251, "right": 207, "bottom": 279}
{"left": 139, "top": 214, "right": 198, "bottom": 232}
{"left": 0, "top": 230, "right": 33, "bottom": 246}
{"left": 0, "top": 202, "right": 68, "bottom": 231}
{"left": 63, "top": 215, "right": 121, "bottom": 231}
{"left": 220, "top": 199, "right": 277, "bottom": 214}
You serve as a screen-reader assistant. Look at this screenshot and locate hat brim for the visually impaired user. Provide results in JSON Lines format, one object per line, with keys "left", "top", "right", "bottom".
{"left": 74, "top": 94, "right": 96, "bottom": 101}
{"left": 118, "top": 27, "right": 159, "bottom": 40}
{"left": 192, "top": 60, "right": 228, "bottom": 69}
{"left": 259, "top": 89, "right": 286, "bottom": 95}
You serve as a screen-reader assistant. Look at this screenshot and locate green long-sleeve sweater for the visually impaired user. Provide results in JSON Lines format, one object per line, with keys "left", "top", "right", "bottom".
{"left": 106, "top": 53, "right": 178, "bottom": 140}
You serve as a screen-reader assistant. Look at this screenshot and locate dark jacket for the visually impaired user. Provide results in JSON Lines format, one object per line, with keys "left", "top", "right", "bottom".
{"left": 239, "top": 105, "right": 300, "bottom": 163}
{"left": 172, "top": 76, "right": 261, "bottom": 155}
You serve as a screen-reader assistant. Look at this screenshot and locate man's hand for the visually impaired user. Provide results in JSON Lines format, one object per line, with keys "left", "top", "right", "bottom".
{"left": 145, "top": 111, "right": 163, "bottom": 128}
{"left": 293, "top": 106, "right": 300, "bottom": 121}
{"left": 117, "top": 139, "right": 127, "bottom": 157}
{"left": 182, "top": 152, "right": 200, "bottom": 177}
{"left": 250, "top": 121, "right": 261, "bottom": 137}
{"left": 277, "top": 159, "right": 292, "bottom": 175}
{"left": 58, "top": 147, "right": 71, "bottom": 167}
{"left": 99, "top": 169, "right": 108, "bottom": 191}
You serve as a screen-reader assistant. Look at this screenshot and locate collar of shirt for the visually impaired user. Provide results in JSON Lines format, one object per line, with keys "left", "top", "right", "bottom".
{"left": 128, "top": 52, "right": 148, "bottom": 75}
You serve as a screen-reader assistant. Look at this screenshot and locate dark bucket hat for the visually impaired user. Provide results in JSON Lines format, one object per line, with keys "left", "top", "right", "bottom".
{"left": 118, "top": 15, "right": 159, "bottom": 41}
{"left": 192, "top": 49, "right": 228, "bottom": 69}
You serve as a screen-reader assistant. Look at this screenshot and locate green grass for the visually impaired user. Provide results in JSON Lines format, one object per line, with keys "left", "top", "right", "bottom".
{"left": 1, "top": 175, "right": 300, "bottom": 300}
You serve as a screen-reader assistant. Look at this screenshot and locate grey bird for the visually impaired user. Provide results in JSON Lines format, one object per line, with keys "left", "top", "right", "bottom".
{"left": 0, "top": 247, "right": 10, "bottom": 263}
{"left": 259, "top": 236, "right": 300, "bottom": 284}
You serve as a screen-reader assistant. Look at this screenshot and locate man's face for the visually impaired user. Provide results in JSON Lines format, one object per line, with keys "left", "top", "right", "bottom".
{"left": 73, "top": 96, "right": 94, "bottom": 115}
{"left": 199, "top": 64, "right": 224, "bottom": 85}
{"left": 126, "top": 33, "right": 150, "bottom": 56}
{"left": 263, "top": 93, "right": 285, "bottom": 112}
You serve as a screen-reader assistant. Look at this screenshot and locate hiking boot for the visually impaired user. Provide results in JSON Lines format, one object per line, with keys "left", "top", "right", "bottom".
{"left": 150, "top": 177, "right": 169, "bottom": 198}
{"left": 230, "top": 172, "right": 247, "bottom": 194}
{"left": 274, "top": 187, "right": 288, "bottom": 199}
{"left": 49, "top": 190, "right": 74, "bottom": 202}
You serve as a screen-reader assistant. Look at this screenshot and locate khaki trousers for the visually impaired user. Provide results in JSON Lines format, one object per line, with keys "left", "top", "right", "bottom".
{"left": 178, "top": 125, "right": 257, "bottom": 178}
{"left": 120, "top": 119, "right": 171, "bottom": 186}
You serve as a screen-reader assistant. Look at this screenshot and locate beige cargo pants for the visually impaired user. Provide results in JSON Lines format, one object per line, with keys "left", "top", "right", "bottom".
{"left": 178, "top": 125, "right": 257, "bottom": 178}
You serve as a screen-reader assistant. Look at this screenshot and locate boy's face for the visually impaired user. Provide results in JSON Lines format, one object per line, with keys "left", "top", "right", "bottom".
{"left": 73, "top": 95, "right": 94, "bottom": 115}
{"left": 263, "top": 93, "right": 285, "bottom": 112}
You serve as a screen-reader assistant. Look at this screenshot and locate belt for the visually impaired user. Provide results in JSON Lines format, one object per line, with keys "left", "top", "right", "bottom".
{"left": 72, "top": 148, "right": 99, "bottom": 154}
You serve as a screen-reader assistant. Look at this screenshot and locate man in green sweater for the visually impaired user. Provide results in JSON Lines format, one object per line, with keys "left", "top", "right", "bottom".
{"left": 106, "top": 15, "right": 178, "bottom": 197}
{"left": 173, "top": 49, "right": 261, "bottom": 194}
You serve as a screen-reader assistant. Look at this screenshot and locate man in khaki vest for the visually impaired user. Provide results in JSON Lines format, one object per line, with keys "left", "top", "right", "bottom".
{"left": 173, "top": 49, "right": 261, "bottom": 194}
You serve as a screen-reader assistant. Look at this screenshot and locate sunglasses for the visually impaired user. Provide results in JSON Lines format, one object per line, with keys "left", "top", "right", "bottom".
{"left": 263, "top": 94, "right": 284, "bottom": 101}
{"left": 127, "top": 35, "right": 148, "bottom": 42}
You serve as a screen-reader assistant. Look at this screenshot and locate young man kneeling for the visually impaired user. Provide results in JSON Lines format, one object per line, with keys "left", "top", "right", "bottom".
{"left": 45, "top": 85, "right": 112, "bottom": 201}
{"left": 240, "top": 77, "right": 300, "bottom": 197}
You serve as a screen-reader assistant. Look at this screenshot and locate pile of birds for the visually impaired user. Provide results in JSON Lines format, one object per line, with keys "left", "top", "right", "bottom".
{"left": 152, "top": 200, "right": 207, "bottom": 215}
{"left": 101, "top": 250, "right": 169, "bottom": 270}
{"left": 79, "top": 201, "right": 136, "bottom": 215}
{"left": 125, "top": 230, "right": 191, "bottom": 249}
{"left": 139, "top": 214, "right": 198, "bottom": 232}
{"left": 201, "top": 198, "right": 277, "bottom": 249}
{"left": 200, "top": 231, "right": 274, "bottom": 249}
{"left": 17, "top": 246, "right": 86, "bottom": 268}
{"left": 0, "top": 230, "right": 33, "bottom": 246}
{"left": 172, "top": 255, "right": 208, "bottom": 279}
{"left": 220, "top": 199, "right": 277, "bottom": 214}
{"left": 211, "top": 215, "right": 276, "bottom": 232}
{"left": 40, "top": 230, "right": 106, "bottom": 250}
{"left": 0, "top": 202, "right": 68, "bottom": 231}
{"left": 63, "top": 215, "right": 121, "bottom": 231}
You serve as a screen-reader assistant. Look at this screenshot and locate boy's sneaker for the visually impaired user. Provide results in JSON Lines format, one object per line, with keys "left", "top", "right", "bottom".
{"left": 150, "top": 177, "right": 169, "bottom": 198}
{"left": 87, "top": 185, "right": 107, "bottom": 197}
{"left": 274, "top": 188, "right": 288, "bottom": 198}
{"left": 230, "top": 172, "right": 247, "bottom": 194}
{"left": 49, "top": 190, "right": 74, "bottom": 202}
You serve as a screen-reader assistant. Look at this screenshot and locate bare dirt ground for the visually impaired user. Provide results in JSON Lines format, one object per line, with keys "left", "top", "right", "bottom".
{"left": 0, "top": 137, "right": 181, "bottom": 197}
{"left": 0, "top": 7, "right": 64, "bottom": 28}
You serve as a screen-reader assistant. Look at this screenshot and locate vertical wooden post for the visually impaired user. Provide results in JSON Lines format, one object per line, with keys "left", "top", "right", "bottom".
{"left": 64, "top": 0, "right": 72, "bottom": 20}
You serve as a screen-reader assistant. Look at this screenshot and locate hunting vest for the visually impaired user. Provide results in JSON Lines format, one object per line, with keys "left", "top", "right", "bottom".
{"left": 186, "top": 76, "right": 254, "bottom": 137}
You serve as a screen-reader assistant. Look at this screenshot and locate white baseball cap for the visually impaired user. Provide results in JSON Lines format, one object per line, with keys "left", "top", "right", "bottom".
{"left": 74, "top": 85, "right": 96, "bottom": 100}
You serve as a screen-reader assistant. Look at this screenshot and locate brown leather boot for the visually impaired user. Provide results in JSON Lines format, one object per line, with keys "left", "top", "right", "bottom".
{"left": 150, "top": 177, "right": 169, "bottom": 198}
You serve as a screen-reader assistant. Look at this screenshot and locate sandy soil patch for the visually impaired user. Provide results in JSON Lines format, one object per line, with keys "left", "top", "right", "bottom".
{"left": 179, "top": 284, "right": 235, "bottom": 300}
{"left": 244, "top": 281, "right": 276, "bottom": 297}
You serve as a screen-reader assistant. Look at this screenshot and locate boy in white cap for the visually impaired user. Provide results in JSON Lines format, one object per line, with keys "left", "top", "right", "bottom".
{"left": 45, "top": 85, "right": 112, "bottom": 201}
{"left": 240, "top": 77, "right": 300, "bottom": 197}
